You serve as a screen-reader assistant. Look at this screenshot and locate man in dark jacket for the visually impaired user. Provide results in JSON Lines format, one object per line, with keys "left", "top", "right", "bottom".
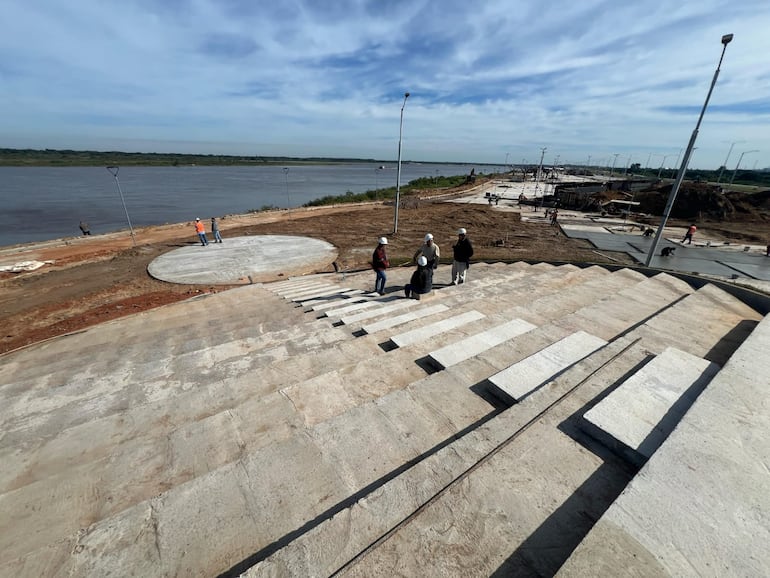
{"left": 451, "top": 227, "right": 474, "bottom": 284}
{"left": 372, "top": 236, "right": 389, "bottom": 295}
{"left": 405, "top": 256, "right": 433, "bottom": 298}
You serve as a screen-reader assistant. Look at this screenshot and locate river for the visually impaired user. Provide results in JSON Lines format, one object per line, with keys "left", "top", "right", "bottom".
{"left": 0, "top": 163, "right": 482, "bottom": 247}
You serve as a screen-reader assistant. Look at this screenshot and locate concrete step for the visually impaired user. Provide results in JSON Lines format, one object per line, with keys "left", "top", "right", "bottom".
{"left": 558, "top": 315, "right": 770, "bottom": 577}
{"left": 487, "top": 330, "right": 609, "bottom": 404}
{"left": 360, "top": 303, "right": 450, "bottom": 335}
{"left": 580, "top": 346, "right": 720, "bottom": 466}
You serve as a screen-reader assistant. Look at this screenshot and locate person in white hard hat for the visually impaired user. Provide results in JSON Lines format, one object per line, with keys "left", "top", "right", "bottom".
{"left": 412, "top": 232, "right": 440, "bottom": 269}
{"left": 372, "top": 236, "right": 390, "bottom": 295}
{"left": 404, "top": 255, "right": 433, "bottom": 298}
{"left": 194, "top": 218, "right": 209, "bottom": 246}
{"left": 451, "top": 227, "right": 474, "bottom": 284}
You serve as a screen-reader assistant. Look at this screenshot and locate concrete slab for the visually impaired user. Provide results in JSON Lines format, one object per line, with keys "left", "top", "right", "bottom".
{"left": 559, "top": 316, "right": 770, "bottom": 577}
{"left": 361, "top": 304, "right": 449, "bottom": 335}
{"left": 562, "top": 226, "right": 770, "bottom": 281}
{"left": 390, "top": 310, "right": 486, "bottom": 349}
{"left": 488, "top": 331, "right": 607, "bottom": 403}
{"left": 581, "top": 346, "right": 720, "bottom": 465}
{"left": 427, "top": 318, "right": 537, "bottom": 370}
{"left": 147, "top": 235, "right": 337, "bottom": 284}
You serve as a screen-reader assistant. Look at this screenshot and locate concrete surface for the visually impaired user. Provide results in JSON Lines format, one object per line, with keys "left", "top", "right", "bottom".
{"left": 488, "top": 330, "right": 608, "bottom": 403}
{"left": 147, "top": 234, "right": 338, "bottom": 284}
{"left": 581, "top": 346, "right": 720, "bottom": 465}
{"left": 559, "top": 316, "right": 770, "bottom": 577}
{"left": 1, "top": 250, "right": 767, "bottom": 577}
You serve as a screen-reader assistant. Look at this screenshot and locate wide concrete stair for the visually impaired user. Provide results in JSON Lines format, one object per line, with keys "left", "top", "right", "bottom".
{"left": 0, "top": 261, "right": 766, "bottom": 577}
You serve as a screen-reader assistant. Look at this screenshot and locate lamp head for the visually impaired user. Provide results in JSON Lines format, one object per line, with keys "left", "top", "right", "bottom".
{"left": 404, "top": 92, "right": 410, "bottom": 99}
{"left": 721, "top": 33, "right": 733, "bottom": 45}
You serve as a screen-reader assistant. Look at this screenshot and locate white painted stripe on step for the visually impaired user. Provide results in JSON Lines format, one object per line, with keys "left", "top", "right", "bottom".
{"left": 339, "top": 299, "right": 418, "bottom": 325}
{"left": 291, "top": 288, "right": 356, "bottom": 302}
{"left": 428, "top": 318, "right": 537, "bottom": 369}
{"left": 302, "top": 290, "right": 365, "bottom": 308}
{"left": 361, "top": 304, "right": 449, "bottom": 334}
{"left": 279, "top": 284, "right": 338, "bottom": 299}
{"left": 322, "top": 300, "right": 382, "bottom": 318}
{"left": 488, "top": 330, "right": 607, "bottom": 402}
{"left": 390, "top": 310, "right": 486, "bottom": 348}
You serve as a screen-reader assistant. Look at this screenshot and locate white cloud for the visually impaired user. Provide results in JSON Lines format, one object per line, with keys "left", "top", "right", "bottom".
{"left": 1, "top": 0, "right": 768, "bottom": 168}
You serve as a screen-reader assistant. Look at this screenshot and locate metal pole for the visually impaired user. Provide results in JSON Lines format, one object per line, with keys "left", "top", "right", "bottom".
{"left": 609, "top": 153, "right": 619, "bottom": 179}
{"left": 645, "top": 33, "right": 733, "bottom": 267}
{"left": 283, "top": 167, "right": 291, "bottom": 208}
{"left": 716, "top": 141, "right": 742, "bottom": 183}
{"left": 393, "top": 92, "right": 410, "bottom": 234}
{"left": 670, "top": 148, "right": 683, "bottom": 178}
{"left": 534, "top": 146, "right": 546, "bottom": 200}
{"left": 106, "top": 166, "right": 136, "bottom": 246}
{"left": 729, "top": 150, "right": 759, "bottom": 185}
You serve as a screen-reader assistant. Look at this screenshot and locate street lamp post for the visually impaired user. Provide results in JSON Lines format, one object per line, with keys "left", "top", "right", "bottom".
{"left": 716, "top": 140, "right": 743, "bottom": 183}
{"left": 105, "top": 166, "right": 136, "bottom": 246}
{"left": 534, "top": 146, "right": 546, "bottom": 201}
{"left": 282, "top": 167, "right": 291, "bottom": 208}
{"left": 609, "top": 153, "right": 620, "bottom": 179}
{"left": 670, "top": 149, "right": 683, "bottom": 178}
{"left": 729, "top": 150, "right": 759, "bottom": 185}
{"left": 645, "top": 33, "right": 734, "bottom": 267}
{"left": 657, "top": 155, "right": 671, "bottom": 179}
{"left": 393, "top": 92, "right": 410, "bottom": 234}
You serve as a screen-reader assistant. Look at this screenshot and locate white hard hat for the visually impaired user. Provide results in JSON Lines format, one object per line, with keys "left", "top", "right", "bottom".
{"left": 424, "top": 233, "right": 433, "bottom": 242}
{"left": 378, "top": 236, "right": 388, "bottom": 245}
{"left": 417, "top": 256, "right": 428, "bottom": 266}
{"left": 458, "top": 228, "right": 466, "bottom": 235}
{"left": 195, "top": 217, "right": 200, "bottom": 221}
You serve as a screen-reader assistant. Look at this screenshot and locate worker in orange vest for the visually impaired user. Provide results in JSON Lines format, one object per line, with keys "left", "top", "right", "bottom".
{"left": 682, "top": 224, "right": 696, "bottom": 245}
{"left": 195, "top": 218, "right": 209, "bottom": 246}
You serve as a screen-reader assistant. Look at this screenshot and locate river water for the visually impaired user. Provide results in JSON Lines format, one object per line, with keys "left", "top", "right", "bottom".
{"left": 0, "top": 163, "right": 481, "bottom": 248}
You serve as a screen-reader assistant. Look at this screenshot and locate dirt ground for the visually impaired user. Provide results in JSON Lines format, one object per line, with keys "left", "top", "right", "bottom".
{"left": 0, "top": 185, "right": 766, "bottom": 355}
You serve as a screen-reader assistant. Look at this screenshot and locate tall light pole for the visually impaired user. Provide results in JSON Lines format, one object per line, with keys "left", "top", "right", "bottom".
{"left": 534, "top": 146, "right": 546, "bottom": 199}
{"left": 609, "top": 153, "right": 620, "bottom": 179}
{"left": 375, "top": 167, "right": 381, "bottom": 199}
{"left": 716, "top": 140, "right": 744, "bottom": 183}
{"left": 624, "top": 154, "right": 633, "bottom": 175}
{"left": 282, "top": 167, "right": 291, "bottom": 208}
{"left": 106, "top": 166, "right": 136, "bottom": 246}
{"left": 504, "top": 152, "right": 510, "bottom": 173}
{"left": 670, "top": 148, "right": 683, "bottom": 178}
{"left": 646, "top": 33, "right": 734, "bottom": 267}
{"left": 645, "top": 152, "right": 653, "bottom": 170}
{"left": 729, "top": 150, "right": 759, "bottom": 185}
{"left": 393, "top": 92, "right": 410, "bottom": 234}
{"left": 657, "top": 154, "right": 671, "bottom": 179}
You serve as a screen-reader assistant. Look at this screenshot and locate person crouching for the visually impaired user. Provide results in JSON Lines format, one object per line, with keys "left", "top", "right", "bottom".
{"left": 405, "top": 256, "right": 433, "bottom": 298}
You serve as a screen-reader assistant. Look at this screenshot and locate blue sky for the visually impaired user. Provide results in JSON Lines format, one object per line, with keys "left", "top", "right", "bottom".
{"left": 1, "top": 0, "right": 769, "bottom": 169}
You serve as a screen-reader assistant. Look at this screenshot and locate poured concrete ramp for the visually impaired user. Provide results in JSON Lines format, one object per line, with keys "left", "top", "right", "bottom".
{"left": 581, "top": 346, "right": 720, "bottom": 465}
{"left": 147, "top": 235, "right": 337, "bottom": 284}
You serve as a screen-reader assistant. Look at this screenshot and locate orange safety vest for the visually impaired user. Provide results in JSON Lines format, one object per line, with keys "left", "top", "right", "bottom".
{"left": 195, "top": 221, "right": 205, "bottom": 234}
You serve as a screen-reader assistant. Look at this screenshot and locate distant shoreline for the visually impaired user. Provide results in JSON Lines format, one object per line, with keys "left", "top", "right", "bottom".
{"left": 0, "top": 147, "right": 493, "bottom": 168}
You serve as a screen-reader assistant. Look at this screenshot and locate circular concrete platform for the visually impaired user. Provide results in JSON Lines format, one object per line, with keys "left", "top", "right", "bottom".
{"left": 147, "top": 235, "right": 338, "bottom": 285}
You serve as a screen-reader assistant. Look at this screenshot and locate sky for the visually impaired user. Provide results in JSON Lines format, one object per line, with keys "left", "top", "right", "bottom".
{"left": 1, "top": 0, "right": 769, "bottom": 170}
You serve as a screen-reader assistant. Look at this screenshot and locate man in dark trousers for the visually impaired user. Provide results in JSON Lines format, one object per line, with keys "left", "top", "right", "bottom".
{"left": 405, "top": 256, "right": 433, "bottom": 298}
{"left": 372, "top": 236, "right": 389, "bottom": 295}
{"left": 451, "top": 227, "right": 474, "bottom": 285}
